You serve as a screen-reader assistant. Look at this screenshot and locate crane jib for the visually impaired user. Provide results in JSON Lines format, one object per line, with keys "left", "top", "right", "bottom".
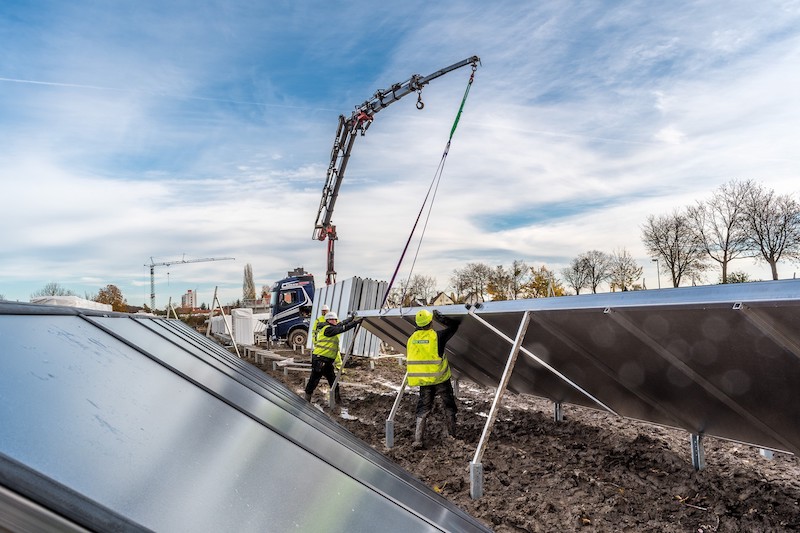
{"left": 311, "top": 56, "right": 480, "bottom": 285}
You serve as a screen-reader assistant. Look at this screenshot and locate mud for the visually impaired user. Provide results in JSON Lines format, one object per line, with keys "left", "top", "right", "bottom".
{"left": 260, "top": 350, "right": 800, "bottom": 532}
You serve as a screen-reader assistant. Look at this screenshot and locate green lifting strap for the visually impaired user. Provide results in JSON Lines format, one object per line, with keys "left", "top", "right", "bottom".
{"left": 381, "top": 64, "right": 479, "bottom": 309}
{"left": 449, "top": 67, "right": 476, "bottom": 141}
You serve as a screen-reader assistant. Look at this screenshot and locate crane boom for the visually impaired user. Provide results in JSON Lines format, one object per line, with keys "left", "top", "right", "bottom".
{"left": 146, "top": 256, "right": 235, "bottom": 310}
{"left": 312, "top": 56, "right": 480, "bottom": 285}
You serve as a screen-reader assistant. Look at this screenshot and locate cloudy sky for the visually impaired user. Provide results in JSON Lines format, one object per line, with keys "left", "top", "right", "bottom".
{"left": 2, "top": 1, "right": 799, "bottom": 308}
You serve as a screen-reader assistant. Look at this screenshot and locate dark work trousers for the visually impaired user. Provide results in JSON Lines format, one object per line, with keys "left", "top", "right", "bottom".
{"left": 305, "top": 354, "right": 338, "bottom": 396}
{"left": 416, "top": 380, "right": 457, "bottom": 418}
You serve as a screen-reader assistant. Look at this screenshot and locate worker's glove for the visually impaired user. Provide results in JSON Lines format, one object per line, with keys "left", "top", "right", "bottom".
{"left": 432, "top": 310, "right": 443, "bottom": 321}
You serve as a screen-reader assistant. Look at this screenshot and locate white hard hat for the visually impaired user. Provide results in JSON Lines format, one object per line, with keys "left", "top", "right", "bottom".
{"left": 321, "top": 304, "right": 330, "bottom": 311}
{"left": 325, "top": 311, "right": 338, "bottom": 321}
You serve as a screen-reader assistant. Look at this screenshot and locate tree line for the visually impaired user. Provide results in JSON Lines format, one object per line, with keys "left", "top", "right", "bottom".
{"left": 19, "top": 180, "right": 800, "bottom": 309}
{"left": 642, "top": 179, "right": 800, "bottom": 286}
{"left": 390, "top": 179, "right": 800, "bottom": 304}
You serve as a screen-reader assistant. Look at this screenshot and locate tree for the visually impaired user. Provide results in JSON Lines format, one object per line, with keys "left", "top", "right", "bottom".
{"left": 487, "top": 265, "right": 512, "bottom": 301}
{"left": 487, "top": 260, "right": 530, "bottom": 301}
{"left": 243, "top": 264, "right": 256, "bottom": 302}
{"left": 31, "top": 282, "right": 76, "bottom": 298}
{"left": 451, "top": 262, "right": 492, "bottom": 303}
{"left": 94, "top": 284, "right": 127, "bottom": 312}
{"left": 522, "top": 265, "right": 566, "bottom": 298}
{"left": 580, "top": 250, "right": 612, "bottom": 294}
{"left": 401, "top": 274, "right": 438, "bottom": 305}
{"left": 561, "top": 256, "right": 592, "bottom": 295}
{"left": 687, "top": 179, "right": 754, "bottom": 283}
{"left": 641, "top": 210, "right": 708, "bottom": 287}
{"left": 608, "top": 248, "right": 643, "bottom": 291}
{"left": 742, "top": 185, "right": 800, "bottom": 280}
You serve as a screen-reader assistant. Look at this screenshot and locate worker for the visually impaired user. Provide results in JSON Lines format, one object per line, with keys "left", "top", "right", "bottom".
{"left": 407, "top": 309, "right": 460, "bottom": 448}
{"left": 314, "top": 304, "right": 330, "bottom": 333}
{"left": 313, "top": 304, "right": 343, "bottom": 372}
{"left": 305, "top": 311, "right": 360, "bottom": 402}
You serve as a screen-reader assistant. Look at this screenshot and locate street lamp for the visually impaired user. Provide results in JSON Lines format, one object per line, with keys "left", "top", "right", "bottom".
{"left": 651, "top": 258, "right": 661, "bottom": 289}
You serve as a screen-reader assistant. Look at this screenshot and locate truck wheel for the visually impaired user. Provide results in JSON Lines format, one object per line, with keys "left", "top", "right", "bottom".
{"left": 289, "top": 329, "right": 307, "bottom": 348}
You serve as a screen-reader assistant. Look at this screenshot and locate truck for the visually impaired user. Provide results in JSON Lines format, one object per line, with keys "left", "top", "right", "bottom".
{"left": 267, "top": 267, "right": 315, "bottom": 347}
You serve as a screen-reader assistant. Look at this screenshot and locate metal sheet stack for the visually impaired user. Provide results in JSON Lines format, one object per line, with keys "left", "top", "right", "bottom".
{"left": 309, "top": 276, "right": 388, "bottom": 356}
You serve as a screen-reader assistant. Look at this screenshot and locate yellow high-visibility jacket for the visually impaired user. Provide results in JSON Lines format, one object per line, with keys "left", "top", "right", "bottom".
{"left": 313, "top": 324, "right": 340, "bottom": 360}
{"left": 406, "top": 328, "right": 451, "bottom": 387}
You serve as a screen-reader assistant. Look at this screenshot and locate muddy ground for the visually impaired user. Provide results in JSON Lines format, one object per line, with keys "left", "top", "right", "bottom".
{"left": 257, "top": 347, "right": 800, "bottom": 532}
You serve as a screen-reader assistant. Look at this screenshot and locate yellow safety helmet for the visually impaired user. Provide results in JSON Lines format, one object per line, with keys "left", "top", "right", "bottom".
{"left": 415, "top": 309, "right": 433, "bottom": 327}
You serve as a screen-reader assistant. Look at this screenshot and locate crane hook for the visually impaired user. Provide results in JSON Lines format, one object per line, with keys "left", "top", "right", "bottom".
{"left": 416, "top": 90, "right": 424, "bottom": 110}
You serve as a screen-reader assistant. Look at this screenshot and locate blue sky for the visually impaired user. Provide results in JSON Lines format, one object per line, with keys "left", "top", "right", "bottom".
{"left": 2, "top": 1, "right": 799, "bottom": 308}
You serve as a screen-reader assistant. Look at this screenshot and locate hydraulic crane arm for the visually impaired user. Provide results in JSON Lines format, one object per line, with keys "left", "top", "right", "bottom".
{"left": 312, "top": 55, "right": 480, "bottom": 285}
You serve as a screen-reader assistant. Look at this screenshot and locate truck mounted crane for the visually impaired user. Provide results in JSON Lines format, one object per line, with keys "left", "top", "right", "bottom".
{"left": 312, "top": 55, "right": 480, "bottom": 285}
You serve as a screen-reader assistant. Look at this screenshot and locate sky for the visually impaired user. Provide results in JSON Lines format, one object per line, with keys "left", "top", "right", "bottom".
{"left": 1, "top": 1, "right": 799, "bottom": 309}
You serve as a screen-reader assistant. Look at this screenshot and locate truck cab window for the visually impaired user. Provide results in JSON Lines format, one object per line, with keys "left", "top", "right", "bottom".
{"left": 281, "top": 291, "right": 298, "bottom": 307}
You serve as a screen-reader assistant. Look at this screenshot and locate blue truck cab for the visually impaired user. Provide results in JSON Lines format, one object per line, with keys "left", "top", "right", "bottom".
{"left": 268, "top": 269, "right": 314, "bottom": 347}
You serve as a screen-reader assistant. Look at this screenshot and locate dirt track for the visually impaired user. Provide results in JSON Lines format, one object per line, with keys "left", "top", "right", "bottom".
{"left": 259, "top": 348, "right": 800, "bottom": 532}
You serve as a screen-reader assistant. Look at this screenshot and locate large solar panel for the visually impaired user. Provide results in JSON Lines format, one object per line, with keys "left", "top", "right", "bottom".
{"left": 357, "top": 280, "right": 800, "bottom": 455}
{"left": 0, "top": 301, "right": 490, "bottom": 532}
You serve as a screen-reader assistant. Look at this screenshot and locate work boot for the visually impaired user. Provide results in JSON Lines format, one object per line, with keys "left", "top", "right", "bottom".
{"left": 334, "top": 386, "right": 342, "bottom": 404}
{"left": 304, "top": 392, "right": 312, "bottom": 402}
{"left": 412, "top": 416, "right": 427, "bottom": 449}
{"left": 446, "top": 412, "right": 457, "bottom": 438}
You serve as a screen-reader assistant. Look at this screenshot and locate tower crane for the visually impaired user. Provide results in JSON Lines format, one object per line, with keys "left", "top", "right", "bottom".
{"left": 312, "top": 55, "right": 480, "bottom": 285}
{"left": 146, "top": 256, "right": 235, "bottom": 310}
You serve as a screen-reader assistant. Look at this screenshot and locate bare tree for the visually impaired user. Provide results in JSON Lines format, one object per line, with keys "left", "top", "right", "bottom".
{"left": 580, "top": 250, "right": 612, "bottom": 293}
{"left": 742, "top": 185, "right": 800, "bottom": 280}
{"left": 401, "top": 274, "right": 438, "bottom": 305}
{"left": 451, "top": 262, "right": 492, "bottom": 302}
{"left": 561, "top": 257, "right": 588, "bottom": 295}
{"left": 687, "top": 179, "right": 754, "bottom": 283}
{"left": 386, "top": 275, "right": 438, "bottom": 307}
{"left": 31, "top": 282, "right": 76, "bottom": 298}
{"left": 242, "top": 264, "right": 256, "bottom": 302}
{"left": 608, "top": 248, "right": 643, "bottom": 291}
{"left": 450, "top": 268, "right": 470, "bottom": 303}
{"left": 642, "top": 210, "right": 708, "bottom": 287}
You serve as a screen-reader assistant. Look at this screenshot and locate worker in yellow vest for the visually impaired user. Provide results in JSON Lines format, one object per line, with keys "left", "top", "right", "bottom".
{"left": 313, "top": 305, "right": 342, "bottom": 372}
{"left": 406, "top": 308, "right": 460, "bottom": 448}
{"left": 305, "top": 311, "right": 360, "bottom": 402}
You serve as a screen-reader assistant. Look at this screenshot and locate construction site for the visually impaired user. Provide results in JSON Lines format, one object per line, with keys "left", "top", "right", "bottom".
{"left": 3, "top": 54, "right": 800, "bottom": 533}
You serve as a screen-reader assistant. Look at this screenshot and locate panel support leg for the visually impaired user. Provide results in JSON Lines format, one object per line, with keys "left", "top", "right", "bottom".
{"left": 469, "top": 462, "right": 484, "bottom": 500}
{"left": 385, "top": 374, "right": 408, "bottom": 449}
{"left": 690, "top": 433, "right": 705, "bottom": 471}
{"left": 554, "top": 401, "right": 564, "bottom": 422}
{"left": 385, "top": 419, "right": 395, "bottom": 449}
{"left": 469, "top": 311, "right": 531, "bottom": 499}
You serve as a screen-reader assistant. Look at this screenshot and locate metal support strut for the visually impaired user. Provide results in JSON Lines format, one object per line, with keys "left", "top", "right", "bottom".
{"left": 470, "top": 311, "right": 531, "bottom": 499}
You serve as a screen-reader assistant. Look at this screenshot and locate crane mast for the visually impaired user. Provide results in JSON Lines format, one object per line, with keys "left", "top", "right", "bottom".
{"left": 146, "top": 256, "right": 235, "bottom": 310}
{"left": 313, "top": 55, "right": 480, "bottom": 285}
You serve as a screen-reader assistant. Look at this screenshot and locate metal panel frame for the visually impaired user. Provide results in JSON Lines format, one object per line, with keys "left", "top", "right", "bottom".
{"left": 357, "top": 280, "right": 800, "bottom": 488}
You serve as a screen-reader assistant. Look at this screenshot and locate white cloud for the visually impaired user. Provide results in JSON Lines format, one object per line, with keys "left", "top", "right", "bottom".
{"left": 2, "top": 1, "right": 799, "bottom": 305}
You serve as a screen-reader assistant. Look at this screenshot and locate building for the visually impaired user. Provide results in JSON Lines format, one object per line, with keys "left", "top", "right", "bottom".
{"left": 182, "top": 289, "right": 197, "bottom": 309}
